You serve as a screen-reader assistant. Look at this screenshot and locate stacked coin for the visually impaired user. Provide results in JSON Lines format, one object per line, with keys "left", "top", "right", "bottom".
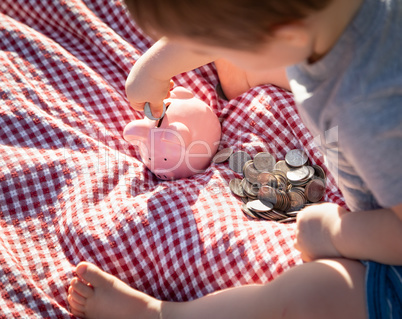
{"left": 214, "top": 148, "right": 327, "bottom": 222}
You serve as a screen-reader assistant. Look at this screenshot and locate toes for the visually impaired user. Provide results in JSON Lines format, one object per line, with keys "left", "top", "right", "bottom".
{"left": 69, "top": 286, "right": 88, "bottom": 305}
{"left": 76, "top": 262, "right": 113, "bottom": 288}
{"left": 67, "top": 293, "right": 86, "bottom": 315}
{"left": 70, "top": 277, "right": 94, "bottom": 298}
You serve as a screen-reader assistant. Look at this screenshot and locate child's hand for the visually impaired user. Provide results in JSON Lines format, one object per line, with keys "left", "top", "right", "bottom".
{"left": 294, "top": 202, "right": 346, "bottom": 262}
{"left": 125, "top": 69, "right": 174, "bottom": 118}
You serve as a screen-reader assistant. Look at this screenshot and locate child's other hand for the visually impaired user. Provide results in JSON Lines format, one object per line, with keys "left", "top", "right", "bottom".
{"left": 294, "top": 202, "right": 346, "bottom": 262}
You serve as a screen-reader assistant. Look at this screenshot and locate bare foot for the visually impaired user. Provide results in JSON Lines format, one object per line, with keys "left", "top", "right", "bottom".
{"left": 67, "top": 262, "right": 161, "bottom": 319}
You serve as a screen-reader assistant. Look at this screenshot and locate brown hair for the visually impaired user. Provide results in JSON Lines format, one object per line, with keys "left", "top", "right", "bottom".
{"left": 124, "top": 0, "right": 332, "bottom": 50}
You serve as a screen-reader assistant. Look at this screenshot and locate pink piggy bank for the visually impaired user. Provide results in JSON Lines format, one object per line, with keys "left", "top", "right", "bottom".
{"left": 123, "top": 87, "right": 221, "bottom": 180}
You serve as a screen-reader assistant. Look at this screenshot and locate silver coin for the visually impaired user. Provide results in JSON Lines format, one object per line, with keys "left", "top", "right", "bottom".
{"left": 242, "top": 160, "right": 253, "bottom": 173}
{"left": 273, "top": 160, "right": 291, "bottom": 175}
{"left": 253, "top": 152, "right": 276, "bottom": 172}
{"left": 285, "top": 149, "right": 308, "bottom": 168}
{"left": 261, "top": 210, "right": 284, "bottom": 221}
{"left": 289, "top": 178, "right": 309, "bottom": 187}
{"left": 306, "top": 166, "right": 315, "bottom": 180}
{"left": 287, "top": 166, "right": 310, "bottom": 182}
{"left": 241, "top": 204, "right": 259, "bottom": 219}
{"left": 144, "top": 101, "right": 166, "bottom": 120}
{"left": 286, "top": 211, "right": 298, "bottom": 217}
{"left": 258, "top": 185, "right": 277, "bottom": 205}
{"left": 278, "top": 217, "right": 297, "bottom": 223}
{"left": 247, "top": 199, "right": 273, "bottom": 213}
{"left": 243, "top": 161, "right": 260, "bottom": 184}
{"left": 229, "top": 178, "right": 246, "bottom": 197}
{"left": 229, "top": 151, "right": 252, "bottom": 174}
{"left": 241, "top": 197, "right": 250, "bottom": 204}
{"left": 312, "top": 164, "right": 327, "bottom": 180}
{"left": 272, "top": 169, "right": 286, "bottom": 179}
{"left": 212, "top": 148, "right": 234, "bottom": 164}
{"left": 258, "top": 210, "right": 274, "bottom": 220}
{"left": 241, "top": 178, "right": 259, "bottom": 197}
{"left": 271, "top": 209, "right": 288, "bottom": 219}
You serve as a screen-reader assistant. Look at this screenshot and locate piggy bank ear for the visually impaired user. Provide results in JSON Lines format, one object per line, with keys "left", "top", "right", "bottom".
{"left": 169, "top": 86, "right": 194, "bottom": 100}
{"left": 123, "top": 120, "right": 149, "bottom": 145}
{"left": 161, "top": 122, "right": 191, "bottom": 147}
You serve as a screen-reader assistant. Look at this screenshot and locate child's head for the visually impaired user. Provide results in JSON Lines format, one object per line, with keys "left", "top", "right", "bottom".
{"left": 124, "top": 0, "right": 332, "bottom": 50}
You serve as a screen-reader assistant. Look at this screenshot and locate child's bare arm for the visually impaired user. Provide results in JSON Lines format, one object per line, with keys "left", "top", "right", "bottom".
{"left": 333, "top": 203, "right": 402, "bottom": 264}
{"left": 125, "top": 37, "right": 217, "bottom": 117}
{"left": 296, "top": 202, "right": 402, "bottom": 265}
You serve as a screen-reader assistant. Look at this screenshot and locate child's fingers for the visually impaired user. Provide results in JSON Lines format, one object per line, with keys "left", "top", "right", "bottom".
{"left": 129, "top": 100, "right": 164, "bottom": 119}
{"left": 144, "top": 101, "right": 165, "bottom": 119}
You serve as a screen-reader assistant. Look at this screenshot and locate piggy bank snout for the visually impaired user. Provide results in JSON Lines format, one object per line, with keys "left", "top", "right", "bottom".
{"left": 153, "top": 170, "right": 175, "bottom": 180}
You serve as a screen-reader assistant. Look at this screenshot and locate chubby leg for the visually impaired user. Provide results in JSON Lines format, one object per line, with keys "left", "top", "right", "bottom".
{"left": 163, "top": 258, "right": 367, "bottom": 319}
{"left": 214, "top": 59, "right": 290, "bottom": 100}
{"left": 68, "top": 258, "right": 367, "bottom": 319}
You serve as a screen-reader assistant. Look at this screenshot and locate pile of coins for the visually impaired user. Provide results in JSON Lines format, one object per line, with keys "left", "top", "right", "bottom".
{"left": 212, "top": 148, "right": 327, "bottom": 222}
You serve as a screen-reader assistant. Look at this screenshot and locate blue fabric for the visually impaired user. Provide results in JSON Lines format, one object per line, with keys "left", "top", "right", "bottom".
{"left": 364, "top": 261, "right": 402, "bottom": 319}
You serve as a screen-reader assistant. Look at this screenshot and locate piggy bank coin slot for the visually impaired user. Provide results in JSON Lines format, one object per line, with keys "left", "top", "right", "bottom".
{"left": 156, "top": 102, "right": 171, "bottom": 128}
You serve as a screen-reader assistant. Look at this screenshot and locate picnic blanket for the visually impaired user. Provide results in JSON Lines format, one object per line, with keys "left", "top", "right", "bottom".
{"left": 0, "top": 0, "right": 345, "bottom": 317}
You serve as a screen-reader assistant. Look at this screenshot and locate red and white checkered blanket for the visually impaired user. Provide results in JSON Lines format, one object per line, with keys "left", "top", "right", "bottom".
{"left": 0, "top": 1, "right": 345, "bottom": 317}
